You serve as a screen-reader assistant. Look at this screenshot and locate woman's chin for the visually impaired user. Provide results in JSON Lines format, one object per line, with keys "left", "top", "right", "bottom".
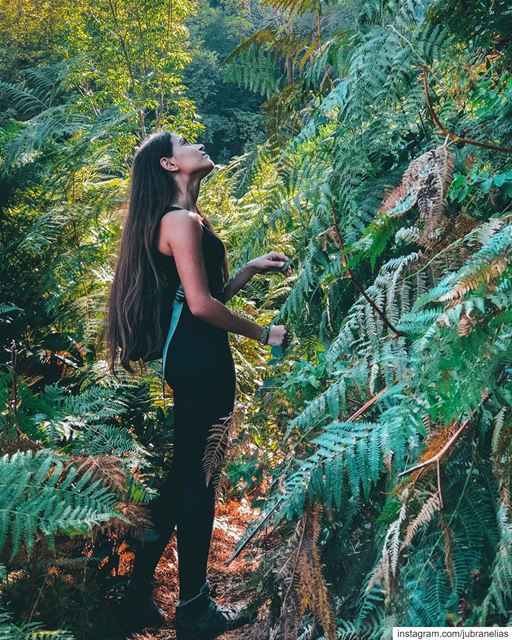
{"left": 203, "top": 158, "right": 215, "bottom": 171}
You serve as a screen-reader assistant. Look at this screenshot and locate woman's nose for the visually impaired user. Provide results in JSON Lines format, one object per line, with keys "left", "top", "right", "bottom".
{"left": 198, "top": 144, "right": 205, "bottom": 151}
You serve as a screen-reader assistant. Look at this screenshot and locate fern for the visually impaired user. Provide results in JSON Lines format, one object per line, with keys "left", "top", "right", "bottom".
{"left": 0, "top": 448, "right": 127, "bottom": 559}
{"left": 479, "top": 495, "right": 512, "bottom": 620}
{"left": 226, "top": 0, "right": 512, "bottom": 633}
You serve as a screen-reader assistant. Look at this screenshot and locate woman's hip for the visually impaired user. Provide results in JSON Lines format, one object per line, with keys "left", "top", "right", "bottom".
{"left": 165, "top": 343, "right": 235, "bottom": 392}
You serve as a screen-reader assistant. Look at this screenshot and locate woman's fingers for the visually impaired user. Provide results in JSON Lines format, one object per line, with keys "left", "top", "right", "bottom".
{"left": 259, "top": 253, "right": 292, "bottom": 273}
{"left": 269, "top": 251, "right": 289, "bottom": 262}
{"left": 267, "top": 258, "right": 286, "bottom": 269}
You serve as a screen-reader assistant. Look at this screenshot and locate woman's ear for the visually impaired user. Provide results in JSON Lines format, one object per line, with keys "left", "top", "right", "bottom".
{"left": 160, "top": 156, "right": 178, "bottom": 172}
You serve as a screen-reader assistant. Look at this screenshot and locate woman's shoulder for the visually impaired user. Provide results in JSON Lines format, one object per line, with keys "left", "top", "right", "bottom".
{"left": 157, "top": 209, "right": 208, "bottom": 257}
{"left": 160, "top": 207, "right": 201, "bottom": 223}
{"left": 160, "top": 209, "right": 209, "bottom": 233}
{"left": 159, "top": 209, "right": 207, "bottom": 235}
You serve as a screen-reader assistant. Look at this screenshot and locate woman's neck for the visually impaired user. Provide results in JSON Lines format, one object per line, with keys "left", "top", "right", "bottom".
{"left": 171, "top": 177, "right": 201, "bottom": 212}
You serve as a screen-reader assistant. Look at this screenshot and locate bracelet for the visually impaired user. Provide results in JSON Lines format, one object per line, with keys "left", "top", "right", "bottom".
{"left": 258, "top": 324, "right": 271, "bottom": 345}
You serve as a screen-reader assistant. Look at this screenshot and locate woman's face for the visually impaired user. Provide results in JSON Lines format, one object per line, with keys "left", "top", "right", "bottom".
{"left": 162, "top": 132, "right": 214, "bottom": 176}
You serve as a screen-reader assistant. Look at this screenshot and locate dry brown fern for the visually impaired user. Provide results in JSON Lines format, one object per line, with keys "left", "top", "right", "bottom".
{"left": 267, "top": 500, "right": 338, "bottom": 639}
{"left": 457, "top": 308, "right": 474, "bottom": 336}
{"left": 296, "top": 501, "right": 337, "bottom": 640}
{"left": 379, "top": 145, "right": 455, "bottom": 248}
{"left": 410, "top": 420, "right": 460, "bottom": 484}
{"left": 437, "top": 255, "right": 509, "bottom": 308}
{"left": 65, "top": 454, "right": 128, "bottom": 494}
{"left": 403, "top": 490, "right": 442, "bottom": 547}
{"left": 202, "top": 402, "right": 245, "bottom": 501}
{"left": 95, "top": 499, "right": 155, "bottom": 540}
{"left": 501, "top": 485, "right": 511, "bottom": 512}
{"left": 60, "top": 454, "right": 155, "bottom": 540}
{"left": 275, "top": 516, "right": 305, "bottom": 640}
{"left": 366, "top": 489, "right": 408, "bottom": 602}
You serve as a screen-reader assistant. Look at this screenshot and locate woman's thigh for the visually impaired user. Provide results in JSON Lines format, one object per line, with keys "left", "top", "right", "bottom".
{"left": 168, "top": 359, "right": 236, "bottom": 471}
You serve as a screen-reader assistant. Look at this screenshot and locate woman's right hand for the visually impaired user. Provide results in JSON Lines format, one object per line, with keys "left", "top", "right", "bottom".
{"left": 267, "top": 324, "right": 288, "bottom": 347}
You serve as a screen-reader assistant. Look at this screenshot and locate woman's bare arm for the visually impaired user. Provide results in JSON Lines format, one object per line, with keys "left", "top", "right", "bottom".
{"left": 160, "top": 211, "right": 265, "bottom": 341}
{"left": 223, "top": 263, "right": 257, "bottom": 302}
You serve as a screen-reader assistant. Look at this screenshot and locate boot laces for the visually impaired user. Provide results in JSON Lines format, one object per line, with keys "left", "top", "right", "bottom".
{"left": 215, "top": 601, "right": 241, "bottom": 617}
{"left": 205, "top": 594, "right": 247, "bottom": 622}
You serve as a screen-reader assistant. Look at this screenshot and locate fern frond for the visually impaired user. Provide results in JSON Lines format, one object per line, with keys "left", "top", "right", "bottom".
{"left": 0, "top": 448, "right": 126, "bottom": 559}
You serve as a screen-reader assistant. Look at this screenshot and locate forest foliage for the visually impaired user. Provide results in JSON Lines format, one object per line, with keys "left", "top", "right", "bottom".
{"left": 1, "top": 0, "right": 511, "bottom": 638}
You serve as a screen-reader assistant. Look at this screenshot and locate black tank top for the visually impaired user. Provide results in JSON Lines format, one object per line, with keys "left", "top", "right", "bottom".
{"left": 155, "top": 207, "right": 228, "bottom": 329}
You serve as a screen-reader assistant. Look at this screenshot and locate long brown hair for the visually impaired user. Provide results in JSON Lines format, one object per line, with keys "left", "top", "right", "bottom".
{"left": 106, "top": 131, "right": 229, "bottom": 374}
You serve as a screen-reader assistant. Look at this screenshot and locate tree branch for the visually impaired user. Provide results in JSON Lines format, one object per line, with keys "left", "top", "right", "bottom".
{"left": 318, "top": 204, "right": 405, "bottom": 337}
{"left": 398, "top": 388, "right": 492, "bottom": 480}
{"left": 422, "top": 65, "right": 512, "bottom": 155}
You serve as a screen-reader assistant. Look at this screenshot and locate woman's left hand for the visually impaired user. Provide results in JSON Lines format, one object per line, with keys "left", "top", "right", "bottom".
{"left": 248, "top": 252, "right": 292, "bottom": 276}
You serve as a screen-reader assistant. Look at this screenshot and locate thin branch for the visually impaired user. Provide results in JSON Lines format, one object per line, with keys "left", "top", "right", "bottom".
{"left": 227, "top": 385, "right": 391, "bottom": 565}
{"left": 225, "top": 496, "right": 284, "bottom": 566}
{"left": 105, "top": 0, "right": 147, "bottom": 137}
{"left": 52, "top": 352, "right": 80, "bottom": 369}
{"left": 157, "top": 0, "right": 174, "bottom": 129}
{"left": 349, "top": 385, "right": 390, "bottom": 421}
{"left": 319, "top": 204, "right": 405, "bottom": 337}
{"left": 10, "top": 341, "right": 23, "bottom": 438}
{"left": 398, "top": 388, "right": 492, "bottom": 479}
{"left": 292, "top": 384, "right": 391, "bottom": 452}
{"left": 422, "top": 65, "right": 512, "bottom": 154}
{"left": 436, "top": 457, "right": 442, "bottom": 508}
{"left": 281, "top": 499, "right": 309, "bottom": 608}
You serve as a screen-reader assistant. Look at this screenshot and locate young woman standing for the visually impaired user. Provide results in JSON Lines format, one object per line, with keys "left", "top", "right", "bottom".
{"left": 106, "top": 131, "right": 290, "bottom": 639}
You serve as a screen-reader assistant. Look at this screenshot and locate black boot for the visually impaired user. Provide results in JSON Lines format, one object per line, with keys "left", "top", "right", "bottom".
{"left": 120, "top": 577, "right": 167, "bottom": 633}
{"left": 174, "top": 579, "right": 257, "bottom": 640}
{"left": 120, "top": 506, "right": 176, "bottom": 632}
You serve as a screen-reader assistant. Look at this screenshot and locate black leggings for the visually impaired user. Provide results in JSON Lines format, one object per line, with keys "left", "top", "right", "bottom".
{"left": 130, "top": 302, "right": 236, "bottom": 601}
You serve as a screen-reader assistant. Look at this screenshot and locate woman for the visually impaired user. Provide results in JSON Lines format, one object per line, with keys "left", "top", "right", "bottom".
{"left": 106, "top": 131, "right": 290, "bottom": 639}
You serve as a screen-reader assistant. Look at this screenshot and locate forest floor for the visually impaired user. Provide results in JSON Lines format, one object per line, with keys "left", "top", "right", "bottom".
{"left": 119, "top": 494, "right": 268, "bottom": 640}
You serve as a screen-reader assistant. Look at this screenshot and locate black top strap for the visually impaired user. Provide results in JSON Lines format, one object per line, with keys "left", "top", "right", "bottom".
{"left": 160, "top": 205, "right": 185, "bottom": 217}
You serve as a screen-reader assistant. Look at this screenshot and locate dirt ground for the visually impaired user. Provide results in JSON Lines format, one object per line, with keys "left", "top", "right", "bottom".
{"left": 121, "top": 494, "right": 269, "bottom": 640}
